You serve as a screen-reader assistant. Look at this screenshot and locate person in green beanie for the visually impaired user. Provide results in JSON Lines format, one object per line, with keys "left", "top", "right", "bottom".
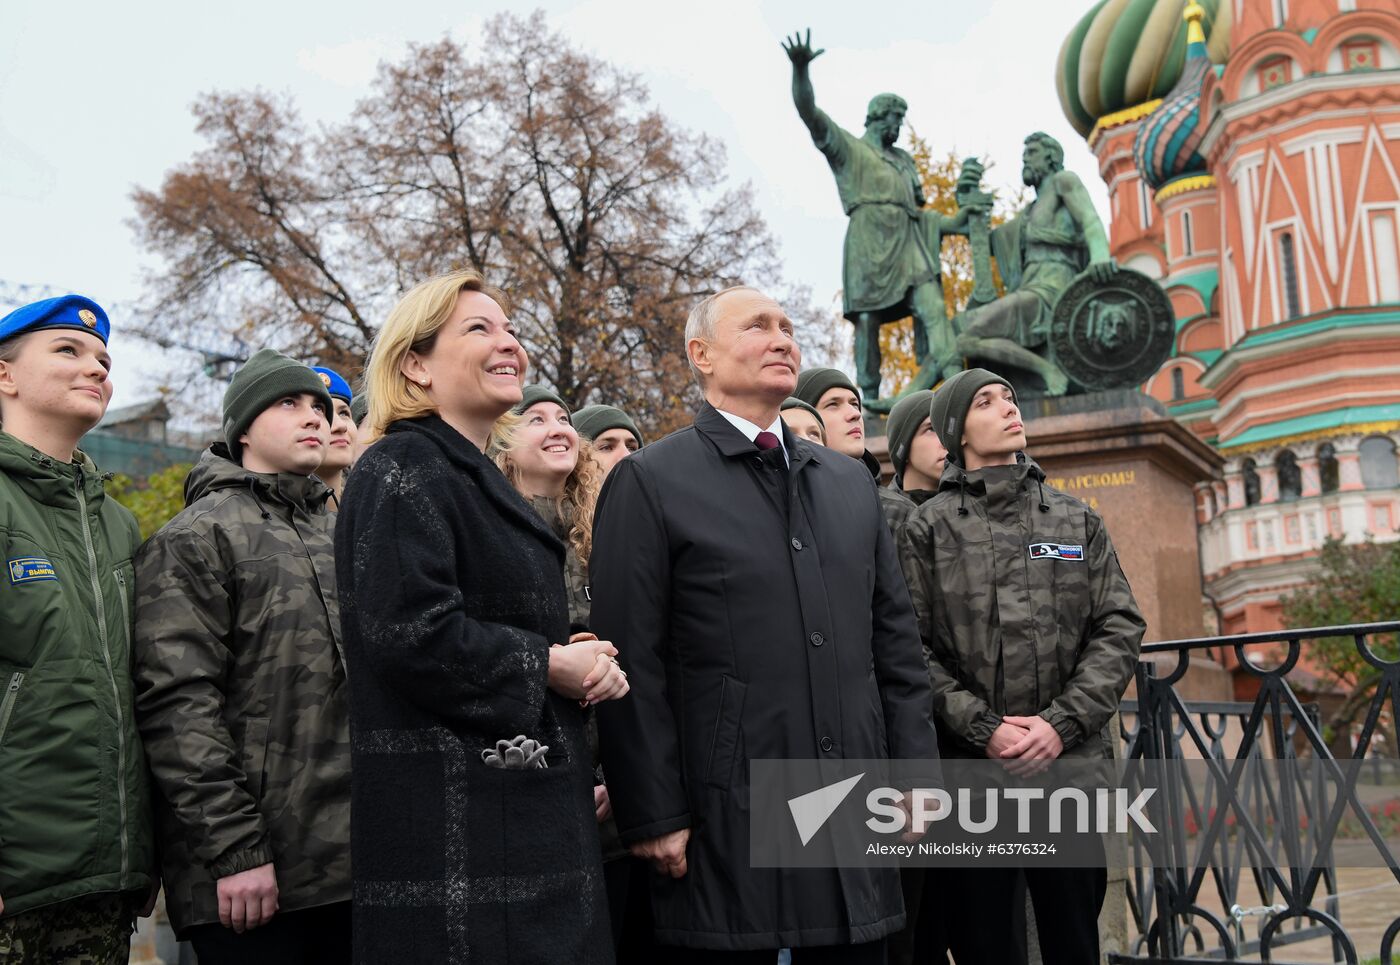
{"left": 780, "top": 396, "right": 825, "bottom": 446}
{"left": 131, "top": 348, "right": 354, "bottom": 962}
{"left": 878, "top": 389, "right": 945, "bottom": 534}
{"left": 572, "top": 404, "right": 644, "bottom": 479}
{"left": 898, "top": 367, "right": 1144, "bottom": 964}
{"left": 793, "top": 366, "right": 881, "bottom": 478}
{"left": 492, "top": 387, "right": 648, "bottom": 960}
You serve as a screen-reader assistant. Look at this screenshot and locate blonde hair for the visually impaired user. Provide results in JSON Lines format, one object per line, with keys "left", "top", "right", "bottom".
{"left": 491, "top": 422, "right": 602, "bottom": 564}
{"left": 0, "top": 333, "right": 27, "bottom": 425}
{"left": 363, "top": 269, "right": 515, "bottom": 443}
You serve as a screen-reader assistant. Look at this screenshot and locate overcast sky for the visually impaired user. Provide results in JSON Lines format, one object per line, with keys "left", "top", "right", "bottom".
{"left": 0, "top": 0, "right": 1110, "bottom": 407}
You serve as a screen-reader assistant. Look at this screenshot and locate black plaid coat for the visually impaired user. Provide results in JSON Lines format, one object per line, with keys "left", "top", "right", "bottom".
{"left": 336, "top": 415, "right": 609, "bottom": 965}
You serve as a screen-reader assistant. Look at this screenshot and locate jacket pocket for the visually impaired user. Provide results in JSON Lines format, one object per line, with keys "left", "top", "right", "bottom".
{"left": 0, "top": 671, "right": 25, "bottom": 750}
{"left": 704, "top": 675, "right": 747, "bottom": 790}
{"left": 241, "top": 717, "right": 270, "bottom": 802}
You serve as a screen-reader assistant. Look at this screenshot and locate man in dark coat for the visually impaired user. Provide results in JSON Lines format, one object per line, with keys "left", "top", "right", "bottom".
{"left": 591, "top": 285, "right": 938, "bottom": 961}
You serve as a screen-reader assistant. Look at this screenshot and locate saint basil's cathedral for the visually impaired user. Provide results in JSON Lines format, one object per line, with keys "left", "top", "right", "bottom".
{"left": 1057, "top": 0, "right": 1400, "bottom": 658}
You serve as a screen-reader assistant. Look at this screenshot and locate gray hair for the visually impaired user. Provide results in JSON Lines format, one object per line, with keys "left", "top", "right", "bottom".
{"left": 684, "top": 285, "right": 761, "bottom": 385}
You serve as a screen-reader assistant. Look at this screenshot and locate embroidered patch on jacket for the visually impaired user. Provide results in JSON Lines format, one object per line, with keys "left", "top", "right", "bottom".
{"left": 1028, "top": 542, "right": 1084, "bottom": 561}
{"left": 7, "top": 557, "right": 58, "bottom": 584}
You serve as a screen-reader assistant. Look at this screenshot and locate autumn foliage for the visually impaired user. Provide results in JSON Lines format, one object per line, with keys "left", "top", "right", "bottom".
{"left": 131, "top": 13, "right": 802, "bottom": 436}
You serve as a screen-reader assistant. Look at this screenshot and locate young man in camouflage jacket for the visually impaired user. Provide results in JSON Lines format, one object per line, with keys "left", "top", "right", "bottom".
{"left": 877, "top": 388, "right": 945, "bottom": 535}
{"left": 132, "top": 350, "right": 351, "bottom": 964}
{"left": 897, "top": 368, "right": 1145, "bottom": 965}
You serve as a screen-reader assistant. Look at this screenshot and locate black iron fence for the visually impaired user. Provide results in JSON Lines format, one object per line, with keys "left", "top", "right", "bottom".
{"left": 1110, "top": 621, "right": 1400, "bottom": 965}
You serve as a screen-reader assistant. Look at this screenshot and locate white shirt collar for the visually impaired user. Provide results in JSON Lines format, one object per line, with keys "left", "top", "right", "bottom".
{"left": 716, "top": 408, "right": 789, "bottom": 466}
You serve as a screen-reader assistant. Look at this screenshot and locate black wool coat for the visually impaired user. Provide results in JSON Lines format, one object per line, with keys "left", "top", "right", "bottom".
{"left": 592, "top": 403, "right": 939, "bottom": 951}
{"left": 335, "top": 415, "right": 609, "bottom": 965}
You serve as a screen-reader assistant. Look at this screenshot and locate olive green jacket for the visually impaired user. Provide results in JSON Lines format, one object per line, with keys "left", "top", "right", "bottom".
{"left": 0, "top": 432, "right": 153, "bottom": 918}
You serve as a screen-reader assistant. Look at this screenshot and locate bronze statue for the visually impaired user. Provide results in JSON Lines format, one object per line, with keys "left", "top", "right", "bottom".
{"left": 953, "top": 132, "right": 1118, "bottom": 396}
{"left": 782, "top": 29, "right": 971, "bottom": 402}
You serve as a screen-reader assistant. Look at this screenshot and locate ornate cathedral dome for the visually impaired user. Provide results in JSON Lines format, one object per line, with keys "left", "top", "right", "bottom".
{"left": 1133, "top": 2, "right": 1213, "bottom": 191}
{"left": 1057, "top": 0, "right": 1231, "bottom": 139}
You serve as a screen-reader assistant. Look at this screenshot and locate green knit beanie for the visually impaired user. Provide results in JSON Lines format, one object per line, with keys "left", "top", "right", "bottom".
{"left": 780, "top": 396, "right": 824, "bottom": 428}
{"left": 350, "top": 391, "right": 369, "bottom": 426}
{"left": 794, "top": 367, "right": 861, "bottom": 409}
{"left": 885, "top": 389, "right": 936, "bottom": 483}
{"left": 222, "top": 349, "right": 334, "bottom": 463}
{"left": 928, "top": 368, "right": 1016, "bottom": 467}
{"left": 572, "top": 404, "right": 644, "bottom": 447}
{"left": 512, "top": 384, "right": 570, "bottom": 416}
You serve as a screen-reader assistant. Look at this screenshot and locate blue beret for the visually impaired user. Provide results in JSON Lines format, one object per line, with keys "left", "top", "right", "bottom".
{"left": 0, "top": 295, "right": 111, "bottom": 345}
{"left": 312, "top": 367, "right": 353, "bottom": 403}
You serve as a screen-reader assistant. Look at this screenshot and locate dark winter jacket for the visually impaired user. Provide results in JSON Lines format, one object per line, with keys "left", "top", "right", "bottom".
{"left": 132, "top": 445, "right": 350, "bottom": 934}
{"left": 336, "top": 416, "right": 609, "bottom": 965}
{"left": 897, "top": 455, "right": 1145, "bottom": 760}
{"left": 591, "top": 403, "right": 938, "bottom": 951}
{"left": 0, "top": 433, "right": 153, "bottom": 918}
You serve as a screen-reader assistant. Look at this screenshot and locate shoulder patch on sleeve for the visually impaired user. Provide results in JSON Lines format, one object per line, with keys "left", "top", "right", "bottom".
{"left": 8, "top": 557, "right": 58, "bottom": 584}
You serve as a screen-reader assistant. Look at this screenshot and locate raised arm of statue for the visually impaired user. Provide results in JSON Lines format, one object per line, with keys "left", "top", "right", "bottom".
{"left": 1054, "top": 170, "right": 1118, "bottom": 283}
{"left": 782, "top": 29, "right": 828, "bottom": 142}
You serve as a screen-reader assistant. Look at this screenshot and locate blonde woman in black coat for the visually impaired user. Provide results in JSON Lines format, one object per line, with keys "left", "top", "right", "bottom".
{"left": 336, "top": 270, "right": 628, "bottom": 965}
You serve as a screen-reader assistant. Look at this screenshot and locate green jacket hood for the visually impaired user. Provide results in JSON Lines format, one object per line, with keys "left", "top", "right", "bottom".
{"left": 937, "top": 453, "right": 1044, "bottom": 495}
{"left": 0, "top": 432, "right": 109, "bottom": 510}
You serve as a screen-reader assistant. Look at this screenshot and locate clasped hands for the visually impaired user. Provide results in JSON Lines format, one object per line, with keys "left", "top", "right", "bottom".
{"left": 986, "top": 716, "right": 1064, "bottom": 776}
{"left": 548, "top": 632, "right": 629, "bottom": 706}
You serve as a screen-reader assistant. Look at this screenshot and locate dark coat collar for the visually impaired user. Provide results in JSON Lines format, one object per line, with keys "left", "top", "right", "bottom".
{"left": 692, "top": 401, "right": 820, "bottom": 473}
{"left": 388, "top": 415, "right": 563, "bottom": 556}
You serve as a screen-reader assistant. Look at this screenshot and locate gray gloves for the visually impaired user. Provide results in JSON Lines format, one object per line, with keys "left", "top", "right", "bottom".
{"left": 481, "top": 735, "right": 550, "bottom": 769}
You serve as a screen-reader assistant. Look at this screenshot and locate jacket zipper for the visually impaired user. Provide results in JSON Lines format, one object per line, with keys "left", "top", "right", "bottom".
{"left": 75, "top": 472, "right": 130, "bottom": 883}
{"left": 115, "top": 570, "right": 132, "bottom": 651}
{"left": 0, "top": 672, "right": 24, "bottom": 748}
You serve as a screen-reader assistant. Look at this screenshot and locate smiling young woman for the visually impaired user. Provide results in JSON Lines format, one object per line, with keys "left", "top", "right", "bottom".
{"left": 335, "top": 270, "right": 624, "bottom": 965}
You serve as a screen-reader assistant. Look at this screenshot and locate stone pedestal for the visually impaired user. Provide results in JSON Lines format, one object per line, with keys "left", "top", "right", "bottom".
{"left": 1022, "top": 390, "right": 1222, "bottom": 643}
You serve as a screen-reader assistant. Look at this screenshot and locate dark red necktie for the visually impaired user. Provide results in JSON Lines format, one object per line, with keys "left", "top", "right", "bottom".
{"left": 754, "top": 431, "right": 781, "bottom": 452}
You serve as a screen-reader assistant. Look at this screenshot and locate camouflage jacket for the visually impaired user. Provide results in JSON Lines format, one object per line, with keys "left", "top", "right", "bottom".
{"left": 132, "top": 445, "right": 351, "bottom": 935}
{"left": 897, "top": 455, "right": 1144, "bottom": 759}
{"left": 876, "top": 484, "right": 936, "bottom": 536}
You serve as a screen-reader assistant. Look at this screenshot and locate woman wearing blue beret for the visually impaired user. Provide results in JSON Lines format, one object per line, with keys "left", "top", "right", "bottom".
{"left": 0, "top": 295, "right": 156, "bottom": 962}
{"left": 312, "top": 367, "right": 358, "bottom": 507}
